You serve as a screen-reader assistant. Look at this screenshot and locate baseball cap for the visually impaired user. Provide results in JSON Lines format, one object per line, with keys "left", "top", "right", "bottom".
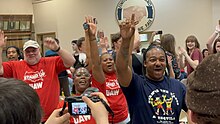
{"left": 23, "top": 40, "right": 40, "bottom": 51}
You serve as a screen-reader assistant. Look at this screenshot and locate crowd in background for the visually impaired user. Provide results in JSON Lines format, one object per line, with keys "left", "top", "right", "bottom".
{"left": 0, "top": 14, "right": 220, "bottom": 124}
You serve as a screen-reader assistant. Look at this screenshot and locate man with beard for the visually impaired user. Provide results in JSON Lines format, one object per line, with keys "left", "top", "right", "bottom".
{"left": 0, "top": 30, "right": 75, "bottom": 123}
{"left": 116, "top": 14, "right": 187, "bottom": 124}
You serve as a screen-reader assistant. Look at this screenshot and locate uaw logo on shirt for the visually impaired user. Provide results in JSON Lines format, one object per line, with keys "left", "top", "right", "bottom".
{"left": 24, "top": 69, "right": 46, "bottom": 90}
{"left": 115, "top": 0, "right": 155, "bottom": 32}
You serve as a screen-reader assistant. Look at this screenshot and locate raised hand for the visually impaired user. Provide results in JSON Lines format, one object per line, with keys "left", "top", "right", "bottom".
{"left": 0, "top": 30, "right": 7, "bottom": 48}
{"left": 178, "top": 46, "right": 187, "bottom": 56}
{"left": 45, "top": 108, "right": 70, "bottom": 124}
{"left": 43, "top": 37, "right": 59, "bottom": 51}
{"left": 99, "top": 37, "right": 109, "bottom": 49}
{"left": 84, "top": 16, "right": 97, "bottom": 40}
{"left": 152, "top": 31, "right": 157, "bottom": 36}
{"left": 215, "top": 25, "right": 220, "bottom": 33}
{"left": 167, "top": 55, "right": 173, "bottom": 67}
{"left": 119, "top": 14, "right": 136, "bottom": 41}
{"left": 82, "top": 92, "right": 109, "bottom": 124}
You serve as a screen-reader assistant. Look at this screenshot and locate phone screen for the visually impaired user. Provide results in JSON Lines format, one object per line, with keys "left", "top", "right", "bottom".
{"left": 69, "top": 102, "right": 91, "bottom": 115}
{"left": 83, "top": 23, "right": 89, "bottom": 30}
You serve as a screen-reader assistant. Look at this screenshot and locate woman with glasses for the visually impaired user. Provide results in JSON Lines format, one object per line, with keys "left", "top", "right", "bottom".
{"left": 57, "top": 67, "right": 96, "bottom": 124}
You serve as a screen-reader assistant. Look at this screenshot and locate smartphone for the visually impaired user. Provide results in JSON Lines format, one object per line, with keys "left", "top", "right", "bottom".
{"left": 83, "top": 23, "right": 89, "bottom": 30}
{"left": 93, "top": 18, "right": 97, "bottom": 24}
{"left": 69, "top": 102, "right": 91, "bottom": 115}
{"left": 156, "top": 30, "right": 163, "bottom": 35}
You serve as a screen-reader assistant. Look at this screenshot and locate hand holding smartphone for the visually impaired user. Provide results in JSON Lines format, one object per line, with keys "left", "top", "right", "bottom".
{"left": 83, "top": 23, "right": 89, "bottom": 30}
{"left": 83, "top": 17, "right": 98, "bottom": 30}
{"left": 156, "top": 30, "right": 163, "bottom": 35}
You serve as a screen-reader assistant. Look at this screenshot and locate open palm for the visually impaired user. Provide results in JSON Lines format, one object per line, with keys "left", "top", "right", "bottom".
{"left": 178, "top": 46, "right": 187, "bottom": 55}
{"left": 119, "top": 14, "right": 136, "bottom": 40}
{"left": 0, "top": 30, "right": 6, "bottom": 47}
{"left": 88, "top": 22, "right": 97, "bottom": 37}
{"left": 84, "top": 16, "right": 97, "bottom": 39}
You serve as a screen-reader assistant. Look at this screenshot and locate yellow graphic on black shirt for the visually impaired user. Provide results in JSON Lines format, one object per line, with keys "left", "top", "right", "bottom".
{"left": 150, "top": 95, "right": 174, "bottom": 116}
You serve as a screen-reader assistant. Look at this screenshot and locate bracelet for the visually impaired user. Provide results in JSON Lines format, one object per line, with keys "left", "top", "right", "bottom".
{"left": 52, "top": 46, "right": 60, "bottom": 52}
{"left": 91, "top": 38, "right": 96, "bottom": 41}
{"left": 215, "top": 30, "right": 219, "bottom": 34}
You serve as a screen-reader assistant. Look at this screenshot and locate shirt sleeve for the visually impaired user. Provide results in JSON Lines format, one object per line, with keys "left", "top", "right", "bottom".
{"left": 191, "top": 49, "right": 201, "bottom": 61}
{"left": 120, "top": 73, "right": 141, "bottom": 100}
{"left": 2, "top": 62, "right": 14, "bottom": 78}
{"left": 54, "top": 56, "right": 69, "bottom": 74}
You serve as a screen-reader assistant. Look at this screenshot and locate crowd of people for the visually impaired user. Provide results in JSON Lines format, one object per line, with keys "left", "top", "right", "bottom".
{"left": 0, "top": 13, "right": 220, "bottom": 124}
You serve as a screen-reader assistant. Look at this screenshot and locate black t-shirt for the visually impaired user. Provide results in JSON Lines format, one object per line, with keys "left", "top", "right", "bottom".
{"left": 73, "top": 54, "right": 81, "bottom": 68}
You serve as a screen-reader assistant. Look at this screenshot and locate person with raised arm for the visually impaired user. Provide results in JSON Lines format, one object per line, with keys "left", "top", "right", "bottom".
{"left": 178, "top": 35, "right": 203, "bottom": 75}
{"left": 0, "top": 30, "right": 75, "bottom": 123}
{"left": 84, "top": 16, "right": 130, "bottom": 124}
{"left": 206, "top": 23, "right": 220, "bottom": 54}
{"left": 116, "top": 14, "right": 187, "bottom": 124}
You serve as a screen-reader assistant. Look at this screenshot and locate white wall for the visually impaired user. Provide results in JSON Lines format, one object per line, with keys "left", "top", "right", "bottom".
{"left": 55, "top": 0, "right": 119, "bottom": 51}
{"left": 212, "top": 0, "right": 220, "bottom": 29}
{"left": 32, "top": 0, "right": 120, "bottom": 51}
{"left": 149, "top": 0, "right": 213, "bottom": 49}
{"left": 0, "top": 0, "right": 218, "bottom": 54}
{"left": 0, "top": 0, "right": 33, "bottom": 14}
{"left": 32, "top": 0, "right": 57, "bottom": 35}
{"left": 32, "top": 0, "right": 216, "bottom": 52}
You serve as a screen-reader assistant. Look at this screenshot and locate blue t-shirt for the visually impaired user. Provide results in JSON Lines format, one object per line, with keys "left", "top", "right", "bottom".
{"left": 45, "top": 50, "right": 58, "bottom": 57}
{"left": 121, "top": 73, "right": 187, "bottom": 124}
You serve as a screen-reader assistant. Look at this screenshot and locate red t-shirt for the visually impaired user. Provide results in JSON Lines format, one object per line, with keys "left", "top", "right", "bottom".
{"left": 186, "top": 48, "right": 203, "bottom": 75}
{"left": 57, "top": 100, "right": 96, "bottom": 124}
{"left": 2, "top": 56, "right": 67, "bottom": 122}
{"left": 91, "top": 72, "right": 129, "bottom": 123}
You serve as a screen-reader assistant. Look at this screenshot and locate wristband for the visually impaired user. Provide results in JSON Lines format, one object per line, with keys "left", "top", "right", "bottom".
{"left": 52, "top": 46, "right": 60, "bottom": 52}
{"left": 90, "top": 38, "right": 96, "bottom": 41}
